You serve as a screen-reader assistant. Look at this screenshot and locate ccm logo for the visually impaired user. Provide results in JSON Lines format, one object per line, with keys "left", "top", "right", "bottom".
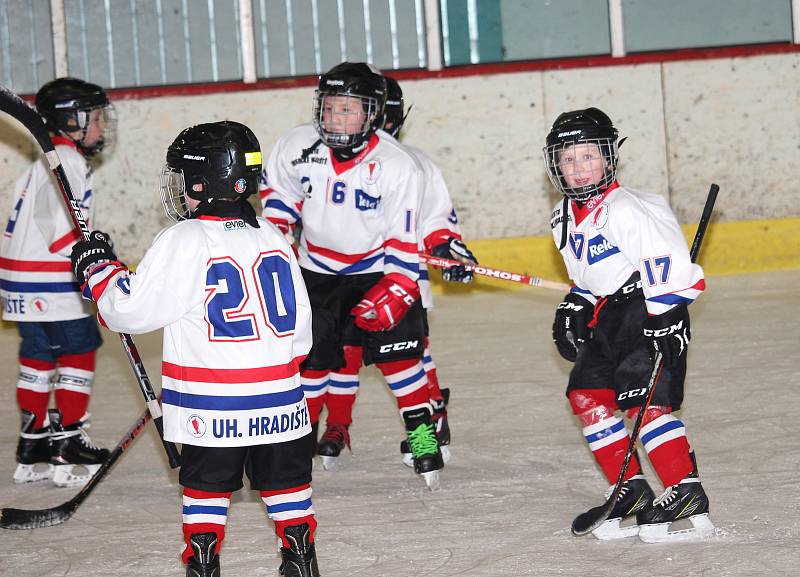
{"left": 643, "top": 320, "right": 684, "bottom": 337}
{"left": 617, "top": 388, "right": 647, "bottom": 401}
{"left": 389, "top": 284, "right": 415, "bottom": 306}
{"left": 379, "top": 340, "right": 419, "bottom": 353}
{"left": 557, "top": 301, "right": 584, "bottom": 312}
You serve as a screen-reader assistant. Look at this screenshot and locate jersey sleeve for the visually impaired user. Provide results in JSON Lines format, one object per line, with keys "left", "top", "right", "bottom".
{"left": 287, "top": 237, "right": 313, "bottom": 362}
{"left": 416, "top": 153, "right": 463, "bottom": 252}
{"left": 85, "top": 225, "right": 202, "bottom": 333}
{"left": 383, "top": 163, "right": 424, "bottom": 282}
{"left": 32, "top": 155, "right": 87, "bottom": 256}
{"left": 612, "top": 197, "right": 705, "bottom": 316}
{"left": 261, "top": 135, "right": 304, "bottom": 235}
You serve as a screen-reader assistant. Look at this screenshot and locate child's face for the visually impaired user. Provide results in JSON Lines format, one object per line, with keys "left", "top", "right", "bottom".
{"left": 557, "top": 142, "right": 608, "bottom": 189}
{"left": 67, "top": 107, "right": 108, "bottom": 148}
{"left": 321, "top": 95, "right": 367, "bottom": 135}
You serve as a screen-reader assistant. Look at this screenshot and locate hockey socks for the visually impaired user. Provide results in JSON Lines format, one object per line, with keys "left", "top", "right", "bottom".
{"left": 260, "top": 484, "right": 317, "bottom": 549}
{"left": 54, "top": 351, "right": 96, "bottom": 426}
{"left": 16, "top": 358, "right": 56, "bottom": 428}
{"left": 636, "top": 409, "right": 693, "bottom": 487}
{"left": 181, "top": 488, "right": 231, "bottom": 564}
{"left": 300, "top": 369, "right": 329, "bottom": 424}
{"left": 325, "top": 345, "right": 363, "bottom": 425}
{"left": 377, "top": 358, "right": 430, "bottom": 410}
{"left": 422, "top": 339, "right": 444, "bottom": 400}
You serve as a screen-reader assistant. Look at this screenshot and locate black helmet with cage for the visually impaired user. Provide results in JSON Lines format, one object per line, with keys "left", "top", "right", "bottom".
{"left": 313, "top": 61, "right": 387, "bottom": 150}
{"left": 161, "top": 121, "right": 262, "bottom": 222}
{"left": 383, "top": 75, "right": 405, "bottom": 138}
{"left": 35, "top": 77, "right": 116, "bottom": 157}
{"left": 542, "top": 107, "right": 620, "bottom": 202}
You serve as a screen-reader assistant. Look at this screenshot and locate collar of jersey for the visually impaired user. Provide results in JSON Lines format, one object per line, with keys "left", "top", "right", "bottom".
{"left": 51, "top": 135, "right": 78, "bottom": 150}
{"left": 571, "top": 181, "right": 620, "bottom": 227}
{"left": 329, "top": 133, "right": 380, "bottom": 175}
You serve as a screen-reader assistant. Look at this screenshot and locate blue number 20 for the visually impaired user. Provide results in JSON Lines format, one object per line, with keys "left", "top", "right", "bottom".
{"left": 205, "top": 252, "right": 296, "bottom": 341}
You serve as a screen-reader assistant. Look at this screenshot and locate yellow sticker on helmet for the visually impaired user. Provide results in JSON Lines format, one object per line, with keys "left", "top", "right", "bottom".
{"left": 245, "top": 151, "right": 262, "bottom": 166}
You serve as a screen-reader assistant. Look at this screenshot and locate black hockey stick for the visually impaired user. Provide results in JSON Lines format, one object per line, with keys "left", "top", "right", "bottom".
{"left": 0, "top": 85, "right": 180, "bottom": 469}
{"left": 571, "top": 183, "right": 719, "bottom": 536}
{"left": 0, "top": 405, "right": 151, "bottom": 529}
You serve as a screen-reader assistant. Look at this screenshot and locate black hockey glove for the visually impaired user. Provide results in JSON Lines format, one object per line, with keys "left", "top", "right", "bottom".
{"left": 552, "top": 292, "right": 593, "bottom": 362}
{"left": 70, "top": 231, "right": 117, "bottom": 284}
{"left": 642, "top": 304, "right": 691, "bottom": 366}
{"left": 430, "top": 238, "right": 477, "bottom": 283}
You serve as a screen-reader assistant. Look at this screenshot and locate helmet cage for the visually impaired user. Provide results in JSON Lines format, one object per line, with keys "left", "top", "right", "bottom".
{"left": 72, "top": 102, "right": 117, "bottom": 157}
{"left": 160, "top": 165, "right": 191, "bottom": 222}
{"left": 313, "top": 91, "right": 382, "bottom": 149}
{"left": 543, "top": 137, "right": 619, "bottom": 202}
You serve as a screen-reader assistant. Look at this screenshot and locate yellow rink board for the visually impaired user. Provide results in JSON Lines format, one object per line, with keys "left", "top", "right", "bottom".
{"left": 430, "top": 216, "right": 800, "bottom": 295}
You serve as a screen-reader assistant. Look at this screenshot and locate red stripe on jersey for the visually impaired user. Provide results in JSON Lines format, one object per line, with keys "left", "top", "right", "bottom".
{"left": 259, "top": 186, "right": 274, "bottom": 200}
{"left": 49, "top": 229, "right": 81, "bottom": 254}
{"left": 329, "top": 133, "right": 380, "bottom": 175}
{"left": 90, "top": 265, "right": 127, "bottom": 301}
{"left": 51, "top": 136, "right": 77, "bottom": 149}
{"left": 305, "top": 239, "right": 381, "bottom": 264}
{"left": 571, "top": 181, "right": 620, "bottom": 226}
{"left": 0, "top": 257, "right": 72, "bottom": 272}
{"left": 162, "top": 356, "right": 302, "bottom": 383}
{"left": 423, "top": 229, "right": 461, "bottom": 252}
{"left": 383, "top": 238, "right": 419, "bottom": 254}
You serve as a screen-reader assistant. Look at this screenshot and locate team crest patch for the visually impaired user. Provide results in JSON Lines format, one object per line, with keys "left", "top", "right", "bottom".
{"left": 234, "top": 178, "right": 247, "bottom": 194}
{"left": 591, "top": 203, "right": 609, "bottom": 229}
{"left": 187, "top": 414, "right": 206, "bottom": 438}
{"left": 362, "top": 159, "right": 382, "bottom": 184}
{"left": 30, "top": 296, "right": 48, "bottom": 314}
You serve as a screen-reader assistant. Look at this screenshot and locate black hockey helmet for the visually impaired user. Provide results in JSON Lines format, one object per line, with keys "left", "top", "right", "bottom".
{"left": 543, "top": 107, "right": 620, "bottom": 201}
{"left": 382, "top": 75, "right": 408, "bottom": 139}
{"left": 35, "top": 77, "right": 115, "bottom": 157}
{"left": 161, "top": 121, "right": 262, "bottom": 221}
{"left": 313, "top": 61, "right": 387, "bottom": 149}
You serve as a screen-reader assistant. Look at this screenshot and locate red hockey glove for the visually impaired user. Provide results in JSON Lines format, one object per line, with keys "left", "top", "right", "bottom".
{"left": 352, "top": 273, "right": 420, "bottom": 332}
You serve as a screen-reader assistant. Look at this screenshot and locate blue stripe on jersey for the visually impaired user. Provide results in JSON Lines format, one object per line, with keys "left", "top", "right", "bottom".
{"left": 418, "top": 268, "right": 429, "bottom": 281}
{"left": 640, "top": 418, "right": 684, "bottom": 446}
{"left": 646, "top": 293, "right": 694, "bottom": 305}
{"left": 584, "top": 418, "right": 625, "bottom": 444}
{"left": 265, "top": 199, "right": 300, "bottom": 221}
{"left": 306, "top": 252, "right": 383, "bottom": 275}
{"left": 386, "top": 368, "right": 426, "bottom": 391}
{"left": 0, "top": 279, "right": 79, "bottom": 293}
{"left": 266, "top": 498, "right": 312, "bottom": 514}
{"left": 570, "top": 286, "right": 593, "bottom": 296}
{"left": 162, "top": 387, "right": 304, "bottom": 411}
{"left": 183, "top": 504, "right": 228, "bottom": 516}
{"left": 384, "top": 255, "right": 418, "bottom": 273}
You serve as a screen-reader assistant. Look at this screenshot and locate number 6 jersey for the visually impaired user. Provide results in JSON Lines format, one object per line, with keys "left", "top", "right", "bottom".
{"left": 84, "top": 215, "right": 313, "bottom": 447}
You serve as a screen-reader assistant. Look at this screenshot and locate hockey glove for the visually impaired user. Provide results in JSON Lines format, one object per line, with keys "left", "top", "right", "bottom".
{"left": 552, "top": 292, "right": 593, "bottom": 362}
{"left": 352, "top": 273, "right": 420, "bottom": 332}
{"left": 642, "top": 304, "right": 691, "bottom": 366}
{"left": 430, "top": 238, "right": 478, "bottom": 283}
{"left": 70, "top": 231, "right": 117, "bottom": 284}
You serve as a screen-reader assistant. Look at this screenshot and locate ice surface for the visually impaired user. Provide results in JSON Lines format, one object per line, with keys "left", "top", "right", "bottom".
{"left": 0, "top": 270, "right": 798, "bottom": 576}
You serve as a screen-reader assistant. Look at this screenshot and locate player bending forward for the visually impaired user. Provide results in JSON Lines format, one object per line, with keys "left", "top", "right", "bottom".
{"left": 543, "top": 108, "right": 714, "bottom": 543}
{"left": 261, "top": 62, "right": 444, "bottom": 489}
{"left": 71, "top": 122, "right": 320, "bottom": 576}
{"left": 1, "top": 78, "right": 115, "bottom": 487}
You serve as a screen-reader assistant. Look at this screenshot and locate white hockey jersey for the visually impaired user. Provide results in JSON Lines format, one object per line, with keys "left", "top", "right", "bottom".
{"left": 0, "top": 138, "right": 95, "bottom": 322}
{"left": 550, "top": 183, "right": 705, "bottom": 316}
{"left": 260, "top": 124, "right": 423, "bottom": 282}
{"left": 84, "top": 215, "right": 313, "bottom": 447}
{"left": 407, "top": 144, "right": 463, "bottom": 310}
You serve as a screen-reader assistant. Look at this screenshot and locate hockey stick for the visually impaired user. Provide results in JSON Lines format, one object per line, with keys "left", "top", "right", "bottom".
{"left": 419, "top": 253, "right": 570, "bottom": 292}
{"left": 0, "top": 405, "right": 152, "bottom": 529}
{"left": 571, "top": 183, "right": 719, "bottom": 536}
{"left": 0, "top": 85, "right": 180, "bottom": 469}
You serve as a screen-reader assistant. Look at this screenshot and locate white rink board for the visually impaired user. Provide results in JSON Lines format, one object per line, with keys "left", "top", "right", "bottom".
{"left": 0, "top": 270, "right": 798, "bottom": 577}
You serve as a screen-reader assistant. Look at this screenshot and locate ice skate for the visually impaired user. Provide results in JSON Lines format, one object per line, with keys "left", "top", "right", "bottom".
{"left": 48, "top": 409, "right": 110, "bottom": 488}
{"left": 637, "top": 454, "right": 714, "bottom": 543}
{"left": 401, "top": 388, "right": 450, "bottom": 467}
{"left": 185, "top": 532, "right": 221, "bottom": 577}
{"left": 402, "top": 405, "right": 443, "bottom": 490}
{"left": 279, "top": 522, "right": 320, "bottom": 577}
{"left": 316, "top": 423, "right": 349, "bottom": 470}
{"left": 591, "top": 474, "right": 655, "bottom": 540}
{"left": 13, "top": 410, "right": 54, "bottom": 484}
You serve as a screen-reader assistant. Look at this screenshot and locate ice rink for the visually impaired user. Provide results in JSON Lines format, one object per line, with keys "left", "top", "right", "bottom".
{"left": 0, "top": 269, "right": 798, "bottom": 577}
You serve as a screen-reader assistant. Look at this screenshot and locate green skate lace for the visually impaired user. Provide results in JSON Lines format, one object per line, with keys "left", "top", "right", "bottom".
{"left": 407, "top": 423, "right": 438, "bottom": 458}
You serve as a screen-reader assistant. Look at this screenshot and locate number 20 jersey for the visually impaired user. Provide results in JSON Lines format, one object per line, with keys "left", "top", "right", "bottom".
{"left": 550, "top": 183, "right": 705, "bottom": 316}
{"left": 85, "top": 216, "right": 313, "bottom": 447}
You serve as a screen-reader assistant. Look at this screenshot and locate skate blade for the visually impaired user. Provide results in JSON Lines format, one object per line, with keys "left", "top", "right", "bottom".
{"left": 591, "top": 517, "right": 640, "bottom": 540}
{"left": 421, "top": 470, "right": 441, "bottom": 491}
{"left": 52, "top": 463, "right": 101, "bottom": 488}
{"left": 320, "top": 455, "right": 340, "bottom": 471}
{"left": 13, "top": 463, "right": 55, "bottom": 484}
{"left": 403, "top": 446, "right": 450, "bottom": 468}
{"left": 638, "top": 513, "right": 715, "bottom": 543}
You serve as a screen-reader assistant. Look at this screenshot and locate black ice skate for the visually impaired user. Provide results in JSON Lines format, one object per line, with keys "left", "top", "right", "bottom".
{"left": 279, "top": 522, "right": 320, "bottom": 577}
{"left": 13, "top": 410, "right": 54, "bottom": 484}
{"left": 591, "top": 474, "right": 655, "bottom": 540}
{"left": 637, "top": 454, "right": 715, "bottom": 543}
{"left": 401, "top": 388, "right": 451, "bottom": 467}
{"left": 48, "top": 409, "right": 110, "bottom": 488}
{"left": 185, "top": 532, "right": 221, "bottom": 577}
{"left": 402, "top": 405, "right": 443, "bottom": 490}
{"left": 316, "top": 423, "right": 350, "bottom": 470}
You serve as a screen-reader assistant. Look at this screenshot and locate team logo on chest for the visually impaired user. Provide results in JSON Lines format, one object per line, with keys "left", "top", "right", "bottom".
{"left": 362, "top": 159, "right": 382, "bottom": 184}
{"left": 591, "top": 203, "right": 609, "bottom": 229}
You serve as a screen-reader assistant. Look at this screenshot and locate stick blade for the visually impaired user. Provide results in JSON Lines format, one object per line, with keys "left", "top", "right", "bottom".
{"left": 571, "top": 498, "right": 615, "bottom": 536}
{"left": 0, "top": 502, "right": 76, "bottom": 530}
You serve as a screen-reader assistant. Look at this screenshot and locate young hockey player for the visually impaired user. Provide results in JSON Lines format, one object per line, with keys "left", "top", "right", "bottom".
{"left": 261, "top": 61, "right": 444, "bottom": 488}
{"left": 543, "top": 107, "right": 714, "bottom": 543}
{"left": 70, "top": 121, "right": 320, "bottom": 576}
{"left": 0, "top": 77, "right": 115, "bottom": 487}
